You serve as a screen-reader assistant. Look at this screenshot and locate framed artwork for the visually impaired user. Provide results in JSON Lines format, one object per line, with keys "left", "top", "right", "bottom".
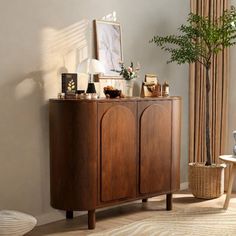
{"left": 94, "top": 20, "right": 123, "bottom": 79}
{"left": 61, "top": 73, "right": 77, "bottom": 94}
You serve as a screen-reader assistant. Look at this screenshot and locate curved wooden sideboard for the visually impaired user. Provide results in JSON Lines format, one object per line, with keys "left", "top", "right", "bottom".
{"left": 49, "top": 97, "right": 181, "bottom": 229}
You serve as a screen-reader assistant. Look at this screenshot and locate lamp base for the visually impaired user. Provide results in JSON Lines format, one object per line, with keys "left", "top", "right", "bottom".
{"left": 86, "top": 83, "right": 96, "bottom": 93}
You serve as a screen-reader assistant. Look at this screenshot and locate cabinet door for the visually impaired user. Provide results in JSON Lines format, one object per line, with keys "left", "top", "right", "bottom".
{"left": 99, "top": 103, "right": 136, "bottom": 202}
{"left": 139, "top": 101, "right": 172, "bottom": 194}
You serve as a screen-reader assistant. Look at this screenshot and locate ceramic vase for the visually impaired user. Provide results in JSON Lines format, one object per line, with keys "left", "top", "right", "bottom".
{"left": 124, "top": 80, "right": 134, "bottom": 97}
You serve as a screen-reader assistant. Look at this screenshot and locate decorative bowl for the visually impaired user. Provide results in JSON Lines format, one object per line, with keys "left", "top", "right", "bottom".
{"left": 104, "top": 89, "right": 122, "bottom": 98}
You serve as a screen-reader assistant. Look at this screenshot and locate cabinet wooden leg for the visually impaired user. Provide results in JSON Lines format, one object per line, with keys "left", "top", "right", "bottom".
{"left": 88, "top": 210, "right": 96, "bottom": 229}
{"left": 166, "top": 193, "right": 172, "bottom": 211}
{"left": 142, "top": 198, "right": 148, "bottom": 202}
{"left": 66, "top": 210, "right": 73, "bottom": 219}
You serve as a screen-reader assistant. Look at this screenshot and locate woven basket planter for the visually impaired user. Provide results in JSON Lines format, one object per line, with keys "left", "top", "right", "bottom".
{"left": 188, "top": 163, "right": 226, "bottom": 199}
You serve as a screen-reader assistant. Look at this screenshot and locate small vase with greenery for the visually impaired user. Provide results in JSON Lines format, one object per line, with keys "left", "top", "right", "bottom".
{"left": 151, "top": 7, "right": 236, "bottom": 198}
{"left": 120, "top": 62, "right": 140, "bottom": 97}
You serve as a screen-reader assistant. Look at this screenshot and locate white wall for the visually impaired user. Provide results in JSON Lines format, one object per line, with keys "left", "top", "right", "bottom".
{"left": 0, "top": 0, "right": 189, "bottom": 224}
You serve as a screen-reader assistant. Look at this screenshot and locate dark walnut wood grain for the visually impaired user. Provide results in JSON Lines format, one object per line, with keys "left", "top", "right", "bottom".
{"left": 88, "top": 210, "right": 96, "bottom": 229}
{"left": 100, "top": 104, "right": 136, "bottom": 202}
{"left": 50, "top": 101, "right": 97, "bottom": 211}
{"left": 49, "top": 97, "right": 181, "bottom": 229}
{"left": 166, "top": 193, "right": 173, "bottom": 210}
{"left": 139, "top": 101, "right": 172, "bottom": 194}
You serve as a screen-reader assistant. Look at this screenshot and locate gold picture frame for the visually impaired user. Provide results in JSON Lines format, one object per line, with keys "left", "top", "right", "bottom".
{"left": 94, "top": 20, "right": 123, "bottom": 79}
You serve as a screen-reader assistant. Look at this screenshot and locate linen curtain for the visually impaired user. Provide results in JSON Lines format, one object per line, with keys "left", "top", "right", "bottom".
{"left": 189, "top": 0, "right": 229, "bottom": 166}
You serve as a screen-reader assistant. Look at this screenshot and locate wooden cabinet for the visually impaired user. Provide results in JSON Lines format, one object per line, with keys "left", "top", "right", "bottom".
{"left": 49, "top": 97, "right": 181, "bottom": 229}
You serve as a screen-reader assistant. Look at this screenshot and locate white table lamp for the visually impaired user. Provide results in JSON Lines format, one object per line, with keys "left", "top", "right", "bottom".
{"left": 77, "top": 59, "right": 105, "bottom": 93}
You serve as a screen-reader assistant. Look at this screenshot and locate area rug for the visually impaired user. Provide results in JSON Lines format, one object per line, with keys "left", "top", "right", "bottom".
{"left": 90, "top": 207, "right": 236, "bottom": 236}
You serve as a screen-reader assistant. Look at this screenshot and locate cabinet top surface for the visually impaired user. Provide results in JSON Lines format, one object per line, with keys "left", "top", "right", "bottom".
{"left": 50, "top": 96, "right": 181, "bottom": 103}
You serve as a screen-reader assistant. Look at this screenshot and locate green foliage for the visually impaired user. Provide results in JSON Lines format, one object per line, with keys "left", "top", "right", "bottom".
{"left": 151, "top": 7, "right": 236, "bottom": 68}
{"left": 151, "top": 7, "right": 236, "bottom": 166}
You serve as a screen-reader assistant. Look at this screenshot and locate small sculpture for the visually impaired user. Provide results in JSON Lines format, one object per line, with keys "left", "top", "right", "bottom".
{"left": 233, "top": 130, "right": 236, "bottom": 156}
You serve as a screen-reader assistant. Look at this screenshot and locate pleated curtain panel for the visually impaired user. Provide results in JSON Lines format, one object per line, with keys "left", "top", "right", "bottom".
{"left": 189, "top": 0, "right": 229, "bottom": 166}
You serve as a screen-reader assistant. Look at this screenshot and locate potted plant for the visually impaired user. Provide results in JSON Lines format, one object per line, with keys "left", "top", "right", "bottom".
{"left": 151, "top": 7, "right": 236, "bottom": 199}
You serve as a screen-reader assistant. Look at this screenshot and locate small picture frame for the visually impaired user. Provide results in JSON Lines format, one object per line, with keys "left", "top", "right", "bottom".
{"left": 61, "top": 73, "right": 77, "bottom": 94}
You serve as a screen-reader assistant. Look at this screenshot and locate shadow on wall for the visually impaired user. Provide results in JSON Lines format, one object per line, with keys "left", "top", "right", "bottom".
{"left": 40, "top": 19, "right": 90, "bottom": 97}
{"left": 0, "top": 19, "right": 90, "bottom": 216}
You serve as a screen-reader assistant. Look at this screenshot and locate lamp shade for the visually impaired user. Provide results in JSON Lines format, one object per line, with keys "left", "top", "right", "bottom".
{"left": 77, "top": 58, "right": 105, "bottom": 75}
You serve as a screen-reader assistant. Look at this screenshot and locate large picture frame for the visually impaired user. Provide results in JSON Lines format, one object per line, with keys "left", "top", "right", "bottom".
{"left": 94, "top": 20, "right": 123, "bottom": 79}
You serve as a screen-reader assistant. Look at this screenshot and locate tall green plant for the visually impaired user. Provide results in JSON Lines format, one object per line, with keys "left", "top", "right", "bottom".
{"left": 151, "top": 7, "right": 236, "bottom": 166}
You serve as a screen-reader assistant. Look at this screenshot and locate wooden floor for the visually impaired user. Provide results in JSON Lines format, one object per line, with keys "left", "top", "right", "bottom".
{"left": 27, "top": 192, "right": 236, "bottom": 236}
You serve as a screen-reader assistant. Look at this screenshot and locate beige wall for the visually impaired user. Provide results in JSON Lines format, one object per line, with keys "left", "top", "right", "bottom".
{"left": 0, "top": 0, "right": 189, "bottom": 224}
{"left": 229, "top": 0, "right": 236, "bottom": 190}
{"left": 230, "top": 0, "right": 236, "bottom": 136}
